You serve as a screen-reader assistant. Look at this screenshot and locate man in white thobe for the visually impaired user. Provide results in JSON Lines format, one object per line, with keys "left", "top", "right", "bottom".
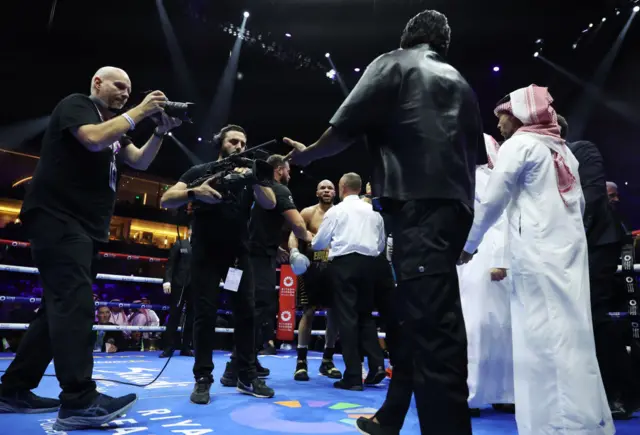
{"left": 459, "top": 84, "right": 614, "bottom": 435}
{"left": 457, "top": 133, "right": 514, "bottom": 415}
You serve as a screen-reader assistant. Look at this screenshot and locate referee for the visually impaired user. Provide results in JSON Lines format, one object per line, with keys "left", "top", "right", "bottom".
{"left": 312, "top": 173, "right": 386, "bottom": 390}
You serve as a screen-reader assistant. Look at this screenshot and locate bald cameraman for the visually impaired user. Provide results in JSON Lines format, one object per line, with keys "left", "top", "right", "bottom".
{"left": 161, "top": 125, "right": 278, "bottom": 404}
{"left": 220, "top": 155, "right": 312, "bottom": 386}
{"left": 0, "top": 66, "right": 180, "bottom": 431}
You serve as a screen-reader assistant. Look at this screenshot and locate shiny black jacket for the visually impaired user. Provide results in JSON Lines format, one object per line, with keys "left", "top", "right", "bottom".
{"left": 330, "top": 44, "right": 486, "bottom": 207}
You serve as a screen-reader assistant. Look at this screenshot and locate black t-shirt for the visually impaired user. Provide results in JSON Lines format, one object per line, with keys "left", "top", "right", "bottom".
{"left": 179, "top": 162, "right": 254, "bottom": 251}
{"left": 249, "top": 183, "right": 296, "bottom": 257}
{"left": 21, "top": 93, "right": 128, "bottom": 242}
{"left": 329, "top": 44, "right": 485, "bottom": 207}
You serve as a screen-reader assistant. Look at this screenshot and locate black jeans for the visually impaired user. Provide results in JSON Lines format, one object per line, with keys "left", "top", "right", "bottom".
{"left": 331, "top": 253, "right": 384, "bottom": 384}
{"left": 163, "top": 283, "right": 194, "bottom": 352}
{"left": 191, "top": 237, "right": 256, "bottom": 382}
{"left": 0, "top": 211, "right": 99, "bottom": 408}
{"left": 375, "top": 199, "right": 473, "bottom": 435}
{"left": 590, "top": 242, "right": 640, "bottom": 403}
{"left": 251, "top": 254, "right": 278, "bottom": 349}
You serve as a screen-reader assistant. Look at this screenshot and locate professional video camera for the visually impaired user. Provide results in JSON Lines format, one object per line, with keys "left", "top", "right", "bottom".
{"left": 186, "top": 139, "right": 277, "bottom": 205}
{"left": 163, "top": 101, "right": 195, "bottom": 123}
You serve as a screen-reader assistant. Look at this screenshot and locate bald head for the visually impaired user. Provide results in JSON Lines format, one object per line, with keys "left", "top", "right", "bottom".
{"left": 339, "top": 172, "right": 362, "bottom": 199}
{"left": 316, "top": 179, "right": 336, "bottom": 205}
{"left": 90, "top": 66, "right": 131, "bottom": 110}
{"left": 606, "top": 181, "right": 620, "bottom": 206}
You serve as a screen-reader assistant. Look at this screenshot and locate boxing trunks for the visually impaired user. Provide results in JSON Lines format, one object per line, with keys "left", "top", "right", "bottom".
{"left": 297, "top": 248, "right": 332, "bottom": 308}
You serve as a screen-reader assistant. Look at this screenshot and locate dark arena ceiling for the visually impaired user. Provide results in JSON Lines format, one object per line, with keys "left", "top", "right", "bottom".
{"left": 2, "top": 0, "right": 640, "bottom": 223}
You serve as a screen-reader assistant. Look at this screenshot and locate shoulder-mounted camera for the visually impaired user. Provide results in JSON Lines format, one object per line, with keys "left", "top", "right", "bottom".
{"left": 187, "top": 139, "right": 277, "bottom": 207}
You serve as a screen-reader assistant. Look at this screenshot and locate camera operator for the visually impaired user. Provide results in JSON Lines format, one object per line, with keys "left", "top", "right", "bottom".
{"left": 160, "top": 125, "right": 278, "bottom": 404}
{"left": 0, "top": 66, "right": 180, "bottom": 431}
{"left": 220, "top": 155, "right": 313, "bottom": 386}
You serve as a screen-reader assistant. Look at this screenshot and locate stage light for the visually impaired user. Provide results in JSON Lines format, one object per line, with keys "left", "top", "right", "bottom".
{"left": 625, "top": 181, "right": 629, "bottom": 185}
{"left": 572, "top": 43, "right": 578, "bottom": 49}
{"left": 493, "top": 66, "right": 500, "bottom": 72}
{"left": 354, "top": 68, "right": 361, "bottom": 72}
{"left": 533, "top": 52, "right": 539, "bottom": 57}
{"left": 326, "top": 69, "right": 336, "bottom": 80}
{"left": 325, "top": 52, "right": 330, "bottom": 58}
{"left": 601, "top": 17, "right": 606, "bottom": 22}
{"left": 616, "top": 9, "right": 620, "bottom": 15}
{"left": 285, "top": 33, "right": 291, "bottom": 37}
{"left": 535, "top": 39, "right": 543, "bottom": 44}
{"left": 243, "top": 11, "right": 250, "bottom": 18}
{"left": 588, "top": 23, "right": 593, "bottom": 27}
{"left": 198, "top": 137, "right": 202, "bottom": 142}
{"left": 634, "top": 6, "right": 639, "bottom": 13}
{"left": 167, "top": 132, "right": 173, "bottom": 136}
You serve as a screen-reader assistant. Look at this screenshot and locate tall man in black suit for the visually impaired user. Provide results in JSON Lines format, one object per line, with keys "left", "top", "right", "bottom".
{"left": 561, "top": 115, "right": 640, "bottom": 418}
{"left": 160, "top": 227, "right": 194, "bottom": 358}
{"left": 285, "top": 10, "right": 484, "bottom": 435}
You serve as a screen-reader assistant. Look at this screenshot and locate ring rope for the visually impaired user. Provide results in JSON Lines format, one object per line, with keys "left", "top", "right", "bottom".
{"left": 0, "top": 323, "right": 387, "bottom": 338}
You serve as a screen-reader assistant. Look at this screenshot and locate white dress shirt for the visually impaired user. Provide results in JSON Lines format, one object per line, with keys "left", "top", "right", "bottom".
{"left": 312, "top": 195, "right": 386, "bottom": 260}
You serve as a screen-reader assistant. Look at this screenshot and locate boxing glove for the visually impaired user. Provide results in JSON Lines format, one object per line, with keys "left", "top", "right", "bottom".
{"left": 289, "top": 248, "right": 310, "bottom": 275}
{"left": 386, "top": 235, "right": 393, "bottom": 262}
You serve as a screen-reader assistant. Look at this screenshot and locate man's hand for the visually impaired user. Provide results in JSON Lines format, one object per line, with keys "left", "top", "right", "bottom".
{"left": 162, "top": 282, "right": 171, "bottom": 295}
{"left": 304, "top": 230, "right": 314, "bottom": 243}
{"left": 137, "top": 91, "right": 167, "bottom": 117}
{"left": 490, "top": 268, "right": 508, "bottom": 281}
{"left": 193, "top": 178, "right": 222, "bottom": 204}
{"left": 154, "top": 112, "right": 182, "bottom": 134}
{"left": 276, "top": 247, "right": 289, "bottom": 265}
{"left": 366, "top": 182, "right": 372, "bottom": 196}
{"left": 457, "top": 250, "right": 475, "bottom": 265}
{"left": 283, "top": 137, "right": 314, "bottom": 167}
{"left": 233, "top": 167, "right": 251, "bottom": 175}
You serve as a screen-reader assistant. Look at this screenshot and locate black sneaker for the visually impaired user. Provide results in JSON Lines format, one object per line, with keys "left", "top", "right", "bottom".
{"left": 159, "top": 349, "right": 173, "bottom": 358}
{"left": 356, "top": 417, "right": 399, "bottom": 435}
{"left": 364, "top": 367, "right": 387, "bottom": 386}
{"left": 256, "top": 359, "right": 270, "bottom": 378}
{"left": 259, "top": 345, "right": 277, "bottom": 355}
{"left": 220, "top": 362, "right": 237, "bottom": 387}
{"left": 190, "top": 378, "right": 212, "bottom": 405}
{"left": 0, "top": 390, "right": 60, "bottom": 414}
{"left": 319, "top": 360, "right": 342, "bottom": 379}
{"left": 52, "top": 393, "right": 137, "bottom": 431}
{"left": 237, "top": 378, "right": 275, "bottom": 398}
{"left": 334, "top": 380, "right": 363, "bottom": 391}
{"left": 294, "top": 360, "right": 310, "bottom": 381}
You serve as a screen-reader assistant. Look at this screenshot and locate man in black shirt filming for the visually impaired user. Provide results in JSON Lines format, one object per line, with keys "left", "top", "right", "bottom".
{"left": 161, "top": 125, "right": 279, "bottom": 404}
{"left": 219, "top": 154, "right": 313, "bottom": 386}
{"left": 286, "top": 10, "right": 482, "bottom": 435}
{"left": 0, "top": 66, "right": 181, "bottom": 431}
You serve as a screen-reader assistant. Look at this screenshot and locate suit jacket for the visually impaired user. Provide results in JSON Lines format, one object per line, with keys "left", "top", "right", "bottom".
{"left": 329, "top": 43, "right": 486, "bottom": 207}
{"left": 567, "top": 140, "right": 621, "bottom": 246}
{"left": 164, "top": 239, "right": 191, "bottom": 288}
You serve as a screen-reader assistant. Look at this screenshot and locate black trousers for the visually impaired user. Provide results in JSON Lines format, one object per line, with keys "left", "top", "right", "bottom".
{"left": 252, "top": 254, "right": 278, "bottom": 349}
{"left": 331, "top": 253, "right": 384, "bottom": 385}
{"left": 0, "top": 211, "right": 99, "bottom": 408}
{"left": 191, "top": 238, "right": 256, "bottom": 382}
{"left": 373, "top": 252, "right": 397, "bottom": 363}
{"left": 163, "top": 283, "right": 194, "bottom": 352}
{"left": 375, "top": 199, "right": 472, "bottom": 435}
{"left": 590, "top": 242, "right": 640, "bottom": 403}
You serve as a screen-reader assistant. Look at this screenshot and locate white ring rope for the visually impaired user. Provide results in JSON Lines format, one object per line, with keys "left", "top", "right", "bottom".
{"left": 0, "top": 323, "right": 387, "bottom": 338}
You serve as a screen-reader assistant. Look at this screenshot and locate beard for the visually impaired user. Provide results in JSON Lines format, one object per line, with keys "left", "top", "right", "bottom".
{"left": 319, "top": 196, "right": 334, "bottom": 204}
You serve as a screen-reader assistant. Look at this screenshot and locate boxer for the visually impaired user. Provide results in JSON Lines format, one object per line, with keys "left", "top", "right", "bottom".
{"left": 289, "top": 180, "right": 342, "bottom": 381}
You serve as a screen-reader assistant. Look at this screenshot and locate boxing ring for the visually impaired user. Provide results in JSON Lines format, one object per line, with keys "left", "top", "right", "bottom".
{"left": 0, "top": 241, "right": 639, "bottom": 434}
